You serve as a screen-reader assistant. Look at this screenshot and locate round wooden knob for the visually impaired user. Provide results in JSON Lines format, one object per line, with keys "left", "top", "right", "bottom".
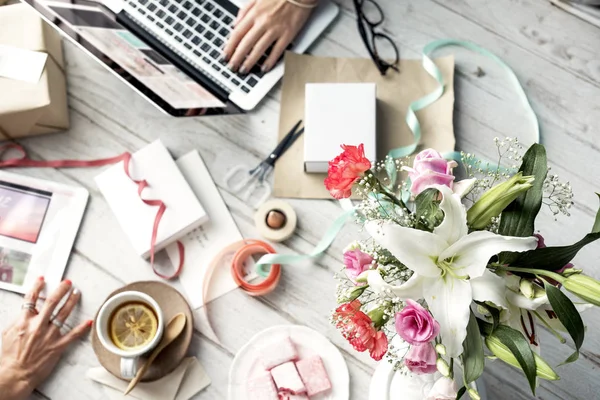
{"left": 266, "top": 210, "right": 287, "bottom": 230}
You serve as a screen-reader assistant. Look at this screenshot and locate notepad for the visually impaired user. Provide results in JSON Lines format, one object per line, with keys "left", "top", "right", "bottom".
{"left": 95, "top": 140, "right": 208, "bottom": 259}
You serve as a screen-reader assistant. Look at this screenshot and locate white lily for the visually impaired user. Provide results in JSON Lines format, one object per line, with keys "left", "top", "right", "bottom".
{"left": 366, "top": 184, "right": 538, "bottom": 358}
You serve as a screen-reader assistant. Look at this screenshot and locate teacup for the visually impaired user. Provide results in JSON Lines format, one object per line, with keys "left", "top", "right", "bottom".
{"left": 96, "top": 291, "right": 164, "bottom": 380}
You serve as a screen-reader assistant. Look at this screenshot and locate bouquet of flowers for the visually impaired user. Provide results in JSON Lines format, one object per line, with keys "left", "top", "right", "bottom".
{"left": 326, "top": 140, "right": 600, "bottom": 399}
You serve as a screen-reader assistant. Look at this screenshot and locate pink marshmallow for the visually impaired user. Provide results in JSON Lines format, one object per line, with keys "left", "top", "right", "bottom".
{"left": 278, "top": 394, "right": 309, "bottom": 400}
{"left": 270, "top": 362, "right": 306, "bottom": 395}
{"left": 260, "top": 336, "right": 299, "bottom": 370}
{"left": 247, "top": 371, "right": 279, "bottom": 400}
{"left": 295, "top": 355, "right": 332, "bottom": 396}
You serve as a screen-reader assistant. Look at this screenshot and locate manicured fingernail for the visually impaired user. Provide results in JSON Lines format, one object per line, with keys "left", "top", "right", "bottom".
{"left": 227, "top": 63, "right": 236, "bottom": 71}
{"left": 86, "top": 320, "right": 93, "bottom": 327}
{"left": 239, "top": 66, "right": 247, "bottom": 74}
{"left": 72, "top": 288, "right": 80, "bottom": 296}
{"left": 63, "top": 279, "right": 72, "bottom": 286}
{"left": 38, "top": 276, "right": 44, "bottom": 281}
{"left": 261, "top": 64, "right": 270, "bottom": 73}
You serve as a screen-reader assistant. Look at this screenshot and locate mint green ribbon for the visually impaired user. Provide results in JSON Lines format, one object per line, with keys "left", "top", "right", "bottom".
{"left": 389, "top": 39, "right": 540, "bottom": 167}
{"left": 255, "top": 209, "right": 355, "bottom": 277}
{"left": 254, "top": 40, "right": 541, "bottom": 275}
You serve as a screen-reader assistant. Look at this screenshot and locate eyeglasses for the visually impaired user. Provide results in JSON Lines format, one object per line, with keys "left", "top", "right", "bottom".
{"left": 352, "top": 0, "right": 399, "bottom": 75}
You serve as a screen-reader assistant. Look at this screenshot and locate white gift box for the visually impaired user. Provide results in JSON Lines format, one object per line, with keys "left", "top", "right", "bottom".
{"left": 95, "top": 140, "right": 208, "bottom": 259}
{"left": 304, "top": 83, "right": 377, "bottom": 173}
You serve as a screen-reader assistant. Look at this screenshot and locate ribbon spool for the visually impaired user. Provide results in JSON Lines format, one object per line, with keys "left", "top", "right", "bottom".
{"left": 254, "top": 199, "right": 297, "bottom": 242}
{"left": 230, "top": 240, "right": 281, "bottom": 296}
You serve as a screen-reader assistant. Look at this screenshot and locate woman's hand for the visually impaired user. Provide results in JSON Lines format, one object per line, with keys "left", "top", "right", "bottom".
{"left": 0, "top": 278, "right": 91, "bottom": 400}
{"left": 223, "top": 0, "right": 316, "bottom": 74}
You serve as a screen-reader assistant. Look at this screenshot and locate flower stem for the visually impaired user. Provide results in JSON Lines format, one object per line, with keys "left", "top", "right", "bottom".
{"left": 492, "top": 265, "right": 565, "bottom": 284}
{"left": 532, "top": 310, "right": 567, "bottom": 344}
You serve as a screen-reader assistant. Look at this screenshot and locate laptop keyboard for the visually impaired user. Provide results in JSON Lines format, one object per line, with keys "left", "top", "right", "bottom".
{"left": 125, "top": 0, "right": 265, "bottom": 94}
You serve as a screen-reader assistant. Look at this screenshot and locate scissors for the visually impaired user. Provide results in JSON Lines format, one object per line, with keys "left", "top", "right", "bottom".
{"left": 225, "top": 120, "right": 304, "bottom": 208}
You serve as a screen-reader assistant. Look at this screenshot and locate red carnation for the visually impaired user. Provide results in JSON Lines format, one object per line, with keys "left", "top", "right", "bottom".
{"left": 333, "top": 300, "right": 388, "bottom": 361}
{"left": 324, "top": 144, "right": 371, "bottom": 199}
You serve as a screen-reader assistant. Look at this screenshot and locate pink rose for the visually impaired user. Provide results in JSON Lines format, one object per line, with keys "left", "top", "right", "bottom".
{"left": 402, "top": 149, "right": 456, "bottom": 196}
{"left": 426, "top": 377, "right": 458, "bottom": 400}
{"left": 343, "top": 249, "right": 374, "bottom": 283}
{"left": 395, "top": 299, "right": 440, "bottom": 345}
{"left": 404, "top": 343, "right": 437, "bottom": 374}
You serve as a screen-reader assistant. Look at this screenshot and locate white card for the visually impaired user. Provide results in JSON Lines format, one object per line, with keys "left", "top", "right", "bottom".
{"left": 167, "top": 151, "right": 256, "bottom": 309}
{"left": 0, "top": 45, "right": 48, "bottom": 83}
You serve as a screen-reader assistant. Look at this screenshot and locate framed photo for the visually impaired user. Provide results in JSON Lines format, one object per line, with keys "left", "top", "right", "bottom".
{"left": 0, "top": 171, "right": 88, "bottom": 295}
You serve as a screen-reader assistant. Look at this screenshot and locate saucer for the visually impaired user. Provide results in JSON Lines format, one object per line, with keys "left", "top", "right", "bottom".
{"left": 91, "top": 281, "right": 193, "bottom": 382}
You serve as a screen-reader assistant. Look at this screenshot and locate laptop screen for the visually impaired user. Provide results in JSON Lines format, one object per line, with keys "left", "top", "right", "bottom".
{"left": 21, "top": 0, "right": 240, "bottom": 116}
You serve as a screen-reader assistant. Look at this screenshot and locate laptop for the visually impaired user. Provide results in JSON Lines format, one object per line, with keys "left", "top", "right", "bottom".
{"left": 22, "top": 0, "right": 339, "bottom": 116}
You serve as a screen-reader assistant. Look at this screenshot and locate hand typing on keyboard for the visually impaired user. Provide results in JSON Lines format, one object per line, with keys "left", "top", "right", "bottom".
{"left": 222, "top": 0, "right": 317, "bottom": 74}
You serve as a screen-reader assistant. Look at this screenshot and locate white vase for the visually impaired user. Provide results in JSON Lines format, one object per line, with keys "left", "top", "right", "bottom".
{"left": 368, "top": 341, "right": 487, "bottom": 400}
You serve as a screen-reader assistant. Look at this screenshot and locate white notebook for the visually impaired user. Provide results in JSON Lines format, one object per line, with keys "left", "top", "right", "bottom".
{"left": 95, "top": 140, "right": 208, "bottom": 259}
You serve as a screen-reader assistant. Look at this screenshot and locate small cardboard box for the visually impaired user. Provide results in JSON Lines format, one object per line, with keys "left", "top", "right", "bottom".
{"left": 0, "top": 3, "right": 69, "bottom": 140}
{"left": 304, "top": 83, "right": 377, "bottom": 173}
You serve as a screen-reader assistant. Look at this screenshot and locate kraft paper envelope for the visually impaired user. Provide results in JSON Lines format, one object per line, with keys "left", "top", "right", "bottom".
{"left": 274, "top": 53, "right": 456, "bottom": 199}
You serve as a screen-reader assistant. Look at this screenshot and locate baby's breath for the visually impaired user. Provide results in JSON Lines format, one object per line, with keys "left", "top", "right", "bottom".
{"left": 543, "top": 168, "right": 574, "bottom": 218}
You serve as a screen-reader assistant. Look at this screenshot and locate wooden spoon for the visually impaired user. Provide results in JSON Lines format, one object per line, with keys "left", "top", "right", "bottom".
{"left": 124, "top": 313, "right": 187, "bottom": 395}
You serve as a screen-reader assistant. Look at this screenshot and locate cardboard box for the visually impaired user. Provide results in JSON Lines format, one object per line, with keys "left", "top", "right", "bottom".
{"left": 304, "top": 83, "right": 376, "bottom": 173}
{"left": 0, "top": 3, "right": 69, "bottom": 140}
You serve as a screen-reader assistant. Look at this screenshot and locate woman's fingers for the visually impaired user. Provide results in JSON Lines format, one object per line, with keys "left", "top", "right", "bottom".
{"left": 262, "top": 34, "right": 293, "bottom": 72}
{"left": 234, "top": 0, "right": 255, "bottom": 26}
{"left": 229, "top": 24, "right": 268, "bottom": 72}
{"left": 50, "top": 289, "right": 81, "bottom": 331}
{"left": 241, "top": 30, "right": 278, "bottom": 73}
{"left": 57, "top": 320, "right": 92, "bottom": 349}
{"left": 38, "top": 280, "right": 72, "bottom": 323}
{"left": 222, "top": 15, "right": 254, "bottom": 63}
{"left": 22, "top": 277, "right": 45, "bottom": 317}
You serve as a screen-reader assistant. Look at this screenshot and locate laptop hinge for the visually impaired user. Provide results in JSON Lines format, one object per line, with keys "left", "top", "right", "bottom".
{"left": 116, "top": 12, "right": 231, "bottom": 103}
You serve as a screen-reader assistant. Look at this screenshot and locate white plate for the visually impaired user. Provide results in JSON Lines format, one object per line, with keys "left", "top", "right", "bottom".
{"left": 228, "top": 325, "right": 350, "bottom": 400}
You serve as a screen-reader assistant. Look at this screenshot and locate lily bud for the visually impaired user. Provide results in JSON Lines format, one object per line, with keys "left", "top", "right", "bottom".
{"left": 341, "top": 285, "right": 367, "bottom": 302}
{"left": 367, "top": 306, "right": 388, "bottom": 328}
{"left": 436, "top": 358, "right": 451, "bottom": 377}
{"left": 355, "top": 270, "right": 370, "bottom": 283}
{"left": 485, "top": 335, "right": 559, "bottom": 381}
{"left": 467, "top": 172, "right": 534, "bottom": 230}
{"left": 520, "top": 279, "right": 535, "bottom": 299}
{"left": 468, "top": 388, "right": 481, "bottom": 400}
{"left": 563, "top": 274, "right": 600, "bottom": 307}
{"left": 435, "top": 343, "right": 446, "bottom": 356}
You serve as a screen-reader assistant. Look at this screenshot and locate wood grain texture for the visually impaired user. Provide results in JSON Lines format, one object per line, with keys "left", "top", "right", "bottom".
{"left": 1, "top": 0, "right": 599, "bottom": 399}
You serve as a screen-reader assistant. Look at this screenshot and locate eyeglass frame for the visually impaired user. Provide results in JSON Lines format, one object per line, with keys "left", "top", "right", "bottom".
{"left": 352, "top": 0, "right": 400, "bottom": 75}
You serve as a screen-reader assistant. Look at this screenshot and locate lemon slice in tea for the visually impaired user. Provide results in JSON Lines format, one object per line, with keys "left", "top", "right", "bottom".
{"left": 109, "top": 303, "right": 158, "bottom": 350}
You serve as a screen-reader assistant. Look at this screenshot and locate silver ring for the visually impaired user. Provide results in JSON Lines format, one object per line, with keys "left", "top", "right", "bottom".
{"left": 21, "top": 302, "right": 37, "bottom": 313}
{"left": 51, "top": 318, "right": 64, "bottom": 329}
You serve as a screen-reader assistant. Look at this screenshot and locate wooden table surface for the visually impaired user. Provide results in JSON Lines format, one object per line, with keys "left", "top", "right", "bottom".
{"left": 1, "top": 0, "right": 600, "bottom": 399}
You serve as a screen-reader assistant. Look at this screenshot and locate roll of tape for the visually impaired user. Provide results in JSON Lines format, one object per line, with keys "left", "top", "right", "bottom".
{"left": 254, "top": 199, "right": 297, "bottom": 242}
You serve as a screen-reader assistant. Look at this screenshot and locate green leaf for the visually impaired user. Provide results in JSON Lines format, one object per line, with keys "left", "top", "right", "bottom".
{"left": 592, "top": 193, "right": 600, "bottom": 233}
{"left": 456, "top": 386, "right": 467, "bottom": 400}
{"left": 462, "top": 311, "right": 485, "bottom": 384}
{"left": 498, "top": 144, "right": 547, "bottom": 238}
{"left": 488, "top": 325, "right": 537, "bottom": 394}
{"left": 543, "top": 281, "right": 585, "bottom": 364}
{"left": 414, "top": 188, "right": 443, "bottom": 231}
{"left": 475, "top": 301, "right": 500, "bottom": 334}
{"left": 510, "top": 232, "right": 600, "bottom": 271}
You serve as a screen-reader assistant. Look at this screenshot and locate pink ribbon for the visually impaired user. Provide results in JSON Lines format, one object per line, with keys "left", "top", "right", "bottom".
{"left": 0, "top": 143, "right": 184, "bottom": 280}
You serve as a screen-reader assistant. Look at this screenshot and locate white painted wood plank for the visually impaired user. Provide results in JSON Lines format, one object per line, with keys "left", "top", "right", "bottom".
{"left": 1, "top": 0, "right": 600, "bottom": 398}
